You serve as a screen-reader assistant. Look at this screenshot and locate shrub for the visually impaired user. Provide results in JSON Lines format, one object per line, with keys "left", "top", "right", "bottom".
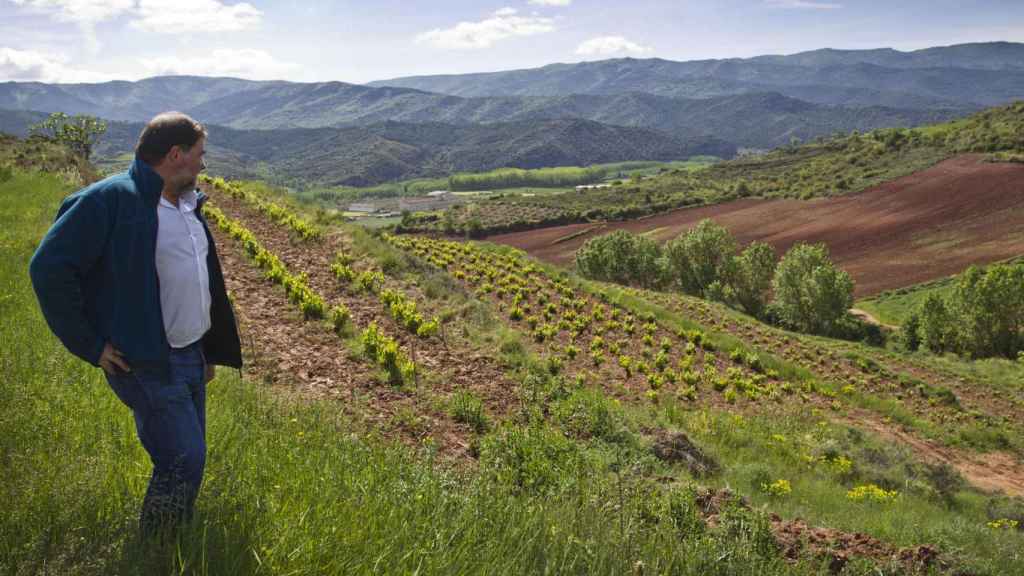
{"left": 664, "top": 219, "right": 737, "bottom": 297}
{"left": 918, "top": 293, "right": 953, "bottom": 353}
{"left": 901, "top": 312, "right": 921, "bottom": 351}
{"left": 771, "top": 243, "right": 853, "bottom": 336}
{"left": 732, "top": 241, "right": 776, "bottom": 318}
{"left": 574, "top": 230, "right": 665, "bottom": 288}
{"left": 949, "top": 264, "right": 1024, "bottom": 358}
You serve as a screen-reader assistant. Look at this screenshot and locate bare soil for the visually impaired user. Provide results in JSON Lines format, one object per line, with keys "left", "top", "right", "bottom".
{"left": 206, "top": 187, "right": 521, "bottom": 458}
{"left": 694, "top": 488, "right": 943, "bottom": 573}
{"left": 490, "top": 154, "right": 1024, "bottom": 297}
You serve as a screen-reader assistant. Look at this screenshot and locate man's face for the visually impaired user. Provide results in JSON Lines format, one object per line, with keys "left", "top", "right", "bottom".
{"left": 172, "top": 137, "right": 206, "bottom": 194}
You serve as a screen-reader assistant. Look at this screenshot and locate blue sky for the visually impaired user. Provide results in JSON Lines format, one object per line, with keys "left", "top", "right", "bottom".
{"left": 1, "top": 0, "right": 1022, "bottom": 84}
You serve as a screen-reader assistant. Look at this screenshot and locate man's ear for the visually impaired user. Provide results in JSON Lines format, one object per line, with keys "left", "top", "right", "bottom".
{"left": 167, "top": 145, "right": 182, "bottom": 164}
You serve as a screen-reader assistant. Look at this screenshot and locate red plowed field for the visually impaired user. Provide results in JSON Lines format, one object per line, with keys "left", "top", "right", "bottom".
{"left": 490, "top": 154, "right": 1024, "bottom": 297}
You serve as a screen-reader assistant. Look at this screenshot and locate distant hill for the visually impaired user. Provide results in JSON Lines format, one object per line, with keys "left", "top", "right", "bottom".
{"left": 0, "top": 78, "right": 964, "bottom": 151}
{"left": 369, "top": 42, "right": 1024, "bottom": 108}
{"left": 0, "top": 110, "right": 732, "bottom": 187}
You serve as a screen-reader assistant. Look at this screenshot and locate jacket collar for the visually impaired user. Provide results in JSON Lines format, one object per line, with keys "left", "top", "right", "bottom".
{"left": 129, "top": 156, "right": 165, "bottom": 207}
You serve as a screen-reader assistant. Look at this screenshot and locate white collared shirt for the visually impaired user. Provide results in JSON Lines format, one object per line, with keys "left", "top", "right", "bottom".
{"left": 155, "top": 188, "right": 211, "bottom": 348}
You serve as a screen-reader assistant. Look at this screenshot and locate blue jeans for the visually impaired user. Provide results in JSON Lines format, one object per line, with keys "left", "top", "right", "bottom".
{"left": 105, "top": 341, "right": 207, "bottom": 534}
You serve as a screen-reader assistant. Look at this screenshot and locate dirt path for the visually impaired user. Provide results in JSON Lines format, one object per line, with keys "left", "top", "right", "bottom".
{"left": 849, "top": 308, "right": 898, "bottom": 330}
{"left": 491, "top": 154, "right": 1024, "bottom": 298}
{"left": 846, "top": 411, "right": 1024, "bottom": 497}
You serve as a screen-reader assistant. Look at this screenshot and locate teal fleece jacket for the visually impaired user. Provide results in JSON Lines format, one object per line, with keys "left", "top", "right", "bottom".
{"left": 29, "top": 157, "right": 242, "bottom": 371}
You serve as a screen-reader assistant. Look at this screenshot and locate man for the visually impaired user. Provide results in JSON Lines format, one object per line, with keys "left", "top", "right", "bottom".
{"left": 29, "top": 111, "right": 242, "bottom": 535}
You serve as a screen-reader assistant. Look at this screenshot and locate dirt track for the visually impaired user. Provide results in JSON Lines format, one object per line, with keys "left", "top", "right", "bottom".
{"left": 490, "top": 155, "right": 1024, "bottom": 297}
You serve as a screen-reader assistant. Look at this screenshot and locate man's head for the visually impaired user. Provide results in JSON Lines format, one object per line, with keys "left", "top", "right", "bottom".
{"left": 136, "top": 112, "right": 207, "bottom": 195}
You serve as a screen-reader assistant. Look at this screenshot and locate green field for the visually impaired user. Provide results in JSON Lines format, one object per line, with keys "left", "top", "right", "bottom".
{"left": 295, "top": 158, "right": 718, "bottom": 209}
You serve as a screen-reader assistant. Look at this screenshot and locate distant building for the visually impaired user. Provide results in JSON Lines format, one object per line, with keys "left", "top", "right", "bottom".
{"left": 575, "top": 183, "right": 612, "bottom": 192}
{"left": 348, "top": 202, "right": 378, "bottom": 213}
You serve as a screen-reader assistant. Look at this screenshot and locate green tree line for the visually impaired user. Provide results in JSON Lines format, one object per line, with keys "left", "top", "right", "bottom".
{"left": 448, "top": 166, "right": 608, "bottom": 191}
{"left": 575, "top": 221, "right": 857, "bottom": 339}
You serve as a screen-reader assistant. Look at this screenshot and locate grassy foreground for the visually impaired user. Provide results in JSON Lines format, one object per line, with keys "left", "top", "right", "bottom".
{"left": 0, "top": 172, "right": 820, "bottom": 574}
{"left": 5, "top": 166, "right": 1024, "bottom": 575}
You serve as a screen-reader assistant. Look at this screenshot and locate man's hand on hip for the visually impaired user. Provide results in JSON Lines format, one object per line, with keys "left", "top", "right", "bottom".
{"left": 99, "top": 342, "right": 131, "bottom": 375}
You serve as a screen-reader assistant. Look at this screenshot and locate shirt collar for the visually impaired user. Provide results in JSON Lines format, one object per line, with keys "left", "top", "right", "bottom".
{"left": 158, "top": 188, "right": 199, "bottom": 213}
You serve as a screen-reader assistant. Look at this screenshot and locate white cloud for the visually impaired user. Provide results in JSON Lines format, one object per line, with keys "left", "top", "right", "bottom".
{"left": 133, "top": 0, "right": 262, "bottom": 33}
{"left": 415, "top": 8, "right": 555, "bottom": 50}
{"left": 765, "top": 0, "right": 842, "bottom": 9}
{"left": 575, "top": 36, "right": 652, "bottom": 57}
{"left": 0, "top": 46, "right": 116, "bottom": 82}
{"left": 138, "top": 48, "right": 297, "bottom": 80}
{"left": 8, "top": 0, "right": 263, "bottom": 32}
{"left": 9, "top": 0, "right": 134, "bottom": 24}
{"left": 528, "top": 0, "right": 571, "bottom": 5}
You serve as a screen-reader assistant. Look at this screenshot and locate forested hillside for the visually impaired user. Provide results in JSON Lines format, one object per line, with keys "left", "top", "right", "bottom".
{"left": 0, "top": 110, "right": 732, "bottom": 186}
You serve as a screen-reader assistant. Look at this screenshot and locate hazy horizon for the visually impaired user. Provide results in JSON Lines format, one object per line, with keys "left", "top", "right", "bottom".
{"left": 2, "top": 0, "right": 1023, "bottom": 85}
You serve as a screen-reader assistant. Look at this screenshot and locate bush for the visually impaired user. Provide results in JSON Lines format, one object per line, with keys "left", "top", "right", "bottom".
{"left": 664, "top": 219, "right": 737, "bottom": 297}
{"left": 949, "top": 264, "right": 1024, "bottom": 358}
{"left": 918, "top": 293, "right": 952, "bottom": 353}
{"left": 901, "top": 312, "right": 921, "bottom": 351}
{"left": 731, "top": 241, "right": 776, "bottom": 318}
{"left": 574, "top": 230, "right": 665, "bottom": 288}
{"left": 771, "top": 243, "right": 853, "bottom": 336}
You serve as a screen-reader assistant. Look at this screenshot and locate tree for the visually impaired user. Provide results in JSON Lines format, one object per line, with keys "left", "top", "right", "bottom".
{"left": 948, "top": 264, "right": 1024, "bottom": 358}
{"left": 900, "top": 312, "right": 921, "bottom": 352}
{"left": 663, "top": 219, "right": 737, "bottom": 298}
{"left": 771, "top": 243, "right": 853, "bottom": 335}
{"left": 918, "top": 293, "right": 952, "bottom": 353}
{"left": 574, "top": 230, "right": 664, "bottom": 288}
{"left": 732, "top": 241, "right": 776, "bottom": 318}
{"left": 29, "top": 112, "right": 106, "bottom": 160}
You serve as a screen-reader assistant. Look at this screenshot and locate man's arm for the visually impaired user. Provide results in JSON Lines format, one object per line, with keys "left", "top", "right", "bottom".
{"left": 29, "top": 192, "right": 112, "bottom": 366}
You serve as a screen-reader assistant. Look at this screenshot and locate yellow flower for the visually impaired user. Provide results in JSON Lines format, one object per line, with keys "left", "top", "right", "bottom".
{"left": 846, "top": 484, "right": 898, "bottom": 504}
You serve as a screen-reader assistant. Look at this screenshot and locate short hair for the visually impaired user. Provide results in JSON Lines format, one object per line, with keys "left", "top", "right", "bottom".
{"left": 135, "top": 112, "right": 206, "bottom": 165}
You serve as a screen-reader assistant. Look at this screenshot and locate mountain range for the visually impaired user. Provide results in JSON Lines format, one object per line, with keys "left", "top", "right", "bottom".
{"left": 0, "top": 42, "right": 1021, "bottom": 186}
{"left": 369, "top": 42, "right": 1024, "bottom": 108}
